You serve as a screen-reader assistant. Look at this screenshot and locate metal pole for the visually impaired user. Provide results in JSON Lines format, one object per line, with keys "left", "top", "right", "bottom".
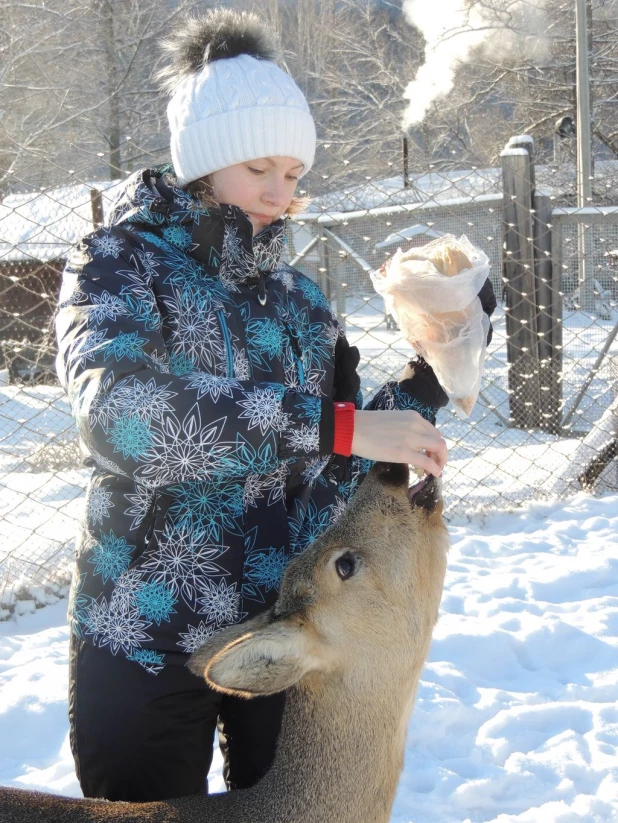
{"left": 501, "top": 145, "right": 541, "bottom": 429}
{"left": 289, "top": 235, "right": 319, "bottom": 269}
{"left": 90, "top": 189, "right": 104, "bottom": 228}
{"left": 402, "top": 136, "right": 409, "bottom": 189}
{"left": 576, "top": 0, "right": 594, "bottom": 311}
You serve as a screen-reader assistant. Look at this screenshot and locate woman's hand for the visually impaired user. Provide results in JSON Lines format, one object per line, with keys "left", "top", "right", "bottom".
{"left": 351, "top": 410, "right": 448, "bottom": 477}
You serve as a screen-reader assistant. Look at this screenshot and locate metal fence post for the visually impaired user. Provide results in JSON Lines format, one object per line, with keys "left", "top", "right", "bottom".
{"left": 90, "top": 188, "right": 104, "bottom": 228}
{"left": 317, "top": 226, "right": 332, "bottom": 307}
{"left": 322, "top": 227, "right": 374, "bottom": 332}
{"left": 550, "top": 216, "right": 565, "bottom": 430}
{"left": 507, "top": 135, "right": 535, "bottom": 191}
{"left": 534, "top": 191, "right": 562, "bottom": 433}
{"left": 501, "top": 143, "right": 542, "bottom": 429}
{"left": 576, "top": 0, "right": 595, "bottom": 312}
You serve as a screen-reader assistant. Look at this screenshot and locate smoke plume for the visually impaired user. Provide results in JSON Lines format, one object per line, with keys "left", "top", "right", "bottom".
{"left": 402, "top": 0, "right": 548, "bottom": 129}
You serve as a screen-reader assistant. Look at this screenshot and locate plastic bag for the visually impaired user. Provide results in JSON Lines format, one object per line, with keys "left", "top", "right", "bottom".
{"left": 371, "top": 234, "right": 491, "bottom": 418}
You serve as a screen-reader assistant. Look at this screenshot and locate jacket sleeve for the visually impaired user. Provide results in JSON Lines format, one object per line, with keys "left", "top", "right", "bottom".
{"left": 364, "top": 358, "right": 448, "bottom": 425}
{"left": 55, "top": 229, "right": 335, "bottom": 488}
{"left": 330, "top": 333, "right": 445, "bottom": 423}
{"left": 328, "top": 333, "right": 446, "bottom": 494}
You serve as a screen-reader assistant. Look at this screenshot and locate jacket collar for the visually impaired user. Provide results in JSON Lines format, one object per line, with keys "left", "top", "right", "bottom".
{"left": 108, "top": 165, "right": 287, "bottom": 287}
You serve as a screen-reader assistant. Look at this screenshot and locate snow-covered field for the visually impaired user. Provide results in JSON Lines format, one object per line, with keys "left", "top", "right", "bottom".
{"left": 1, "top": 490, "right": 617, "bottom": 822}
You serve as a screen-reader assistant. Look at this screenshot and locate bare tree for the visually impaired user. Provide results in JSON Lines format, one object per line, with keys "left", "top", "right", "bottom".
{"left": 0, "top": 1, "right": 85, "bottom": 191}
{"left": 407, "top": 0, "right": 618, "bottom": 173}
{"left": 0, "top": 0, "right": 201, "bottom": 192}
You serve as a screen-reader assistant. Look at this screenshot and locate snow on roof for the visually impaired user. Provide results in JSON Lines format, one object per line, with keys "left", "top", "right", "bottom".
{"left": 305, "top": 160, "right": 618, "bottom": 214}
{"left": 0, "top": 179, "right": 123, "bottom": 264}
{"left": 307, "top": 167, "right": 503, "bottom": 214}
{"left": 375, "top": 223, "right": 443, "bottom": 250}
{"left": 294, "top": 193, "right": 503, "bottom": 226}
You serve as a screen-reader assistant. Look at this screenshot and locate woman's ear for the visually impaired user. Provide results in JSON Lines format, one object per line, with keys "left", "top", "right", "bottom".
{"left": 193, "top": 622, "right": 326, "bottom": 698}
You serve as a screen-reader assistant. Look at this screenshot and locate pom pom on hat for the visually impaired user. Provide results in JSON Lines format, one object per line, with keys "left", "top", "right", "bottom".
{"left": 160, "top": 9, "right": 316, "bottom": 187}
{"left": 158, "top": 9, "right": 279, "bottom": 93}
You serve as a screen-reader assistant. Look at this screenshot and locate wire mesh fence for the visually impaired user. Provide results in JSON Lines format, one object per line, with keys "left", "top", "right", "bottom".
{"left": 2, "top": 133, "right": 618, "bottom": 615}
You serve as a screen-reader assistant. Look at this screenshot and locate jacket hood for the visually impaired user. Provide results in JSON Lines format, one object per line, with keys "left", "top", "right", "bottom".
{"left": 105, "top": 164, "right": 287, "bottom": 287}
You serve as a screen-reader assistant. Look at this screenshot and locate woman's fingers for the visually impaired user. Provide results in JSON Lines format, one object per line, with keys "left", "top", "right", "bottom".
{"left": 401, "top": 420, "right": 448, "bottom": 470}
{"left": 350, "top": 409, "right": 449, "bottom": 476}
{"left": 428, "top": 438, "right": 448, "bottom": 470}
{"left": 425, "top": 447, "right": 447, "bottom": 475}
{"left": 408, "top": 451, "right": 443, "bottom": 478}
{"left": 407, "top": 433, "right": 448, "bottom": 467}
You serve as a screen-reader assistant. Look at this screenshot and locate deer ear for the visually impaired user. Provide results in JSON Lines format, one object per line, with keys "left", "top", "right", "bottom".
{"left": 188, "top": 611, "right": 271, "bottom": 680}
{"left": 198, "top": 623, "right": 322, "bottom": 698}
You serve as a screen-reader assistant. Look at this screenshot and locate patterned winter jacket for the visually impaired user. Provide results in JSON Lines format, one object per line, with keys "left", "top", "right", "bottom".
{"left": 56, "top": 165, "right": 444, "bottom": 675}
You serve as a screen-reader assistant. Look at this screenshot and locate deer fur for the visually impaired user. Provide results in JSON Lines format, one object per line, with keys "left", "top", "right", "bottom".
{"left": 0, "top": 462, "right": 449, "bottom": 823}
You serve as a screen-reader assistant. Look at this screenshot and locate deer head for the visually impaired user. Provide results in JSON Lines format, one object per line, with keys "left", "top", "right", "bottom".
{"left": 190, "top": 463, "right": 448, "bottom": 699}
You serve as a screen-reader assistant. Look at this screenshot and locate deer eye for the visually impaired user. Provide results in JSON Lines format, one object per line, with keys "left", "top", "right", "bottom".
{"left": 335, "top": 552, "right": 357, "bottom": 581}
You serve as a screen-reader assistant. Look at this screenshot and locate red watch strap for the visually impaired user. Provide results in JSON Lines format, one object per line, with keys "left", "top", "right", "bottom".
{"left": 333, "top": 402, "right": 355, "bottom": 457}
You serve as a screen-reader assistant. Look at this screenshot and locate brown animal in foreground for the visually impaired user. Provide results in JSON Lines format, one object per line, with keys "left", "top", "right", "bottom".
{"left": 0, "top": 462, "right": 449, "bottom": 823}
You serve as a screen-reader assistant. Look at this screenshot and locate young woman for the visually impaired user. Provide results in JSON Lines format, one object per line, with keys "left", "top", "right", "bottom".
{"left": 56, "top": 8, "right": 489, "bottom": 806}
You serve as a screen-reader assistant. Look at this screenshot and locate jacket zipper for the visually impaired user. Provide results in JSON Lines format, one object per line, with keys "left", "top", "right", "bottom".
{"left": 284, "top": 321, "right": 305, "bottom": 387}
{"left": 258, "top": 271, "right": 267, "bottom": 306}
{"left": 217, "top": 309, "right": 234, "bottom": 378}
{"left": 143, "top": 491, "right": 158, "bottom": 547}
{"left": 128, "top": 490, "right": 158, "bottom": 570}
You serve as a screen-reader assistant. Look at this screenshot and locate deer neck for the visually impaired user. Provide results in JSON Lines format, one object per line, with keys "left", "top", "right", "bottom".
{"left": 165, "top": 671, "right": 416, "bottom": 823}
{"left": 247, "top": 671, "right": 416, "bottom": 823}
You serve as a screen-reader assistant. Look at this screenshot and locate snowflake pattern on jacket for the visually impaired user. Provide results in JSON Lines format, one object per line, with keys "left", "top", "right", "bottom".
{"left": 57, "top": 165, "right": 439, "bottom": 675}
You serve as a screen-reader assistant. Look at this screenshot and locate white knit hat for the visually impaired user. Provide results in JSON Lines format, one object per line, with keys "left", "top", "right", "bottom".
{"left": 161, "top": 11, "right": 316, "bottom": 188}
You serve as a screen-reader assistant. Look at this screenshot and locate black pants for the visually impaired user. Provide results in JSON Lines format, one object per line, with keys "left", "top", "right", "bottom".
{"left": 68, "top": 636, "right": 285, "bottom": 802}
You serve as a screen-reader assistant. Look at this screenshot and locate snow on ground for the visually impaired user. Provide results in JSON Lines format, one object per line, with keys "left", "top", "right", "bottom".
{"left": 1, "top": 491, "right": 617, "bottom": 822}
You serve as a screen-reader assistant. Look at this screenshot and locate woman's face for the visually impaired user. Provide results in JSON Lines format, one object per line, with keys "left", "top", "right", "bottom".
{"left": 210, "top": 156, "right": 303, "bottom": 235}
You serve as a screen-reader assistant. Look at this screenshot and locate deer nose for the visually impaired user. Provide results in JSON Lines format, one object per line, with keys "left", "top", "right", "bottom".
{"left": 408, "top": 474, "right": 441, "bottom": 511}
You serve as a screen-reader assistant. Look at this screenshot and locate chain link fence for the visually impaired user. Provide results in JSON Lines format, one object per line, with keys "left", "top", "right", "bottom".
{"left": 2, "top": 134, "right": 618, "bottom": 615}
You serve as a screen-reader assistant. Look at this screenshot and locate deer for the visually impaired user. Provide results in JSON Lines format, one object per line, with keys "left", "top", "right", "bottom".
{"left": 0, "top": 462, "right": 449, "bottom": 823}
